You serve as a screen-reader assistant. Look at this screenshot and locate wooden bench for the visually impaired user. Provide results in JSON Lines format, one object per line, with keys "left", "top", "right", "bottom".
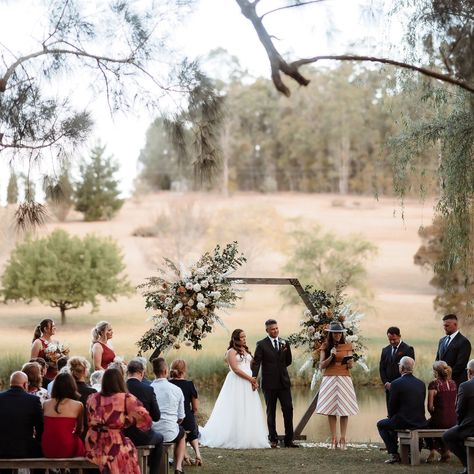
{"left": 0, "top": 445, "right": 155, "bottom": 474}
{"left": 465, "top": 437, "right": 474, "bottom": 474}
{"left": 159, "top": 441, "right": 173, "bottom": 474}
{"left": 397, "top": 429, "right": 446, "bottom": 465}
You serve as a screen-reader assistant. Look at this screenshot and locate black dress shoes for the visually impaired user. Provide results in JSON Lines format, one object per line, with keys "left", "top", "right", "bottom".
{"left": 270, "top": 441, "right": 278, "bottom": 448}
{"left": 284, "top": 442, "right": 300, "bottom": 448}
{"left": 384, "top": 453, "right": 401, "bottom": 464}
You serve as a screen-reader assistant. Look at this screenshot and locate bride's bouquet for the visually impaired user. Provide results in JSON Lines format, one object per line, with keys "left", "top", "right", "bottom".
{"left": 137, "top": 242, "right": 246, "bottom": 355}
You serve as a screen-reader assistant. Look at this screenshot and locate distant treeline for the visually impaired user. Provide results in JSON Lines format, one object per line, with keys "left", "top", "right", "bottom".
{"left": 136, "top": 63, "right": 438, "bottom": 196}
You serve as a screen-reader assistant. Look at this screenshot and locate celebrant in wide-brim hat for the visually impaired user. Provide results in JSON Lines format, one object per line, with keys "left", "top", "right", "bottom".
{"left": 325, "top": 321, "right": 347, "bottom": 333}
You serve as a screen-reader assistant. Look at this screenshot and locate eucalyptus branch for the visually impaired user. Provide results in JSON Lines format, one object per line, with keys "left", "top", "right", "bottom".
{"left": 236, "top": 0, "right": 474, "bottom": 96}
{"left": 260, "top": 0, "right": 329, "bottom": 20}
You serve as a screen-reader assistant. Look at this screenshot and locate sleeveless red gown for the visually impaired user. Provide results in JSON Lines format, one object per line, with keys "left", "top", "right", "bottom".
{"left": 42, "top": 416, "right": 85, "bottom": 457}
{"left": 99, "top": 342, "right": 116, "bottom": 369}
{"left": 38, "top": 339, "right": 58, "bottom": 380}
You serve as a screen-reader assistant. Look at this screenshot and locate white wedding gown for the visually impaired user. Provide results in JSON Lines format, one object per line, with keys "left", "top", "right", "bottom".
{"left": 199, "top": 352, "right": 270, "bottom": 449}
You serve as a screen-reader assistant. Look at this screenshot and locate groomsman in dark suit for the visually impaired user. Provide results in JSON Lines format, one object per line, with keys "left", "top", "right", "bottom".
{"left": 0, "top": 371, "right": 43, "bottom": 467}
{"left": 252, "top": 318, "right": 297, "bottom": 448}
{"left": 436, "top": 314, "right": 471, "bottom": 388}
{"left": 443, "top": 359, "right": 474, "bottom": 474}
{"left": 377, "top": 356, "right": 427, "bottom": 464}
{"left": 379, "top": 326, "right": 415, "bottom": 411}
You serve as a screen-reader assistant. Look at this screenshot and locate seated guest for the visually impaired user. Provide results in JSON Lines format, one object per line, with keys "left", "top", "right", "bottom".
{"left": 90, "top": 369, "right": 104, "bottom": 392}
{"left": 85, "top": 368, "right": 152, "bottom": 474}
{"left": 67, "top": 356, "right": 96, "bottom": 406}
{"left": 22, "top": 362, "right": 49, "bottom": 404}
{"left": 47, "top": 356, "right": 69, "bottom": 395}
{"left": 425, "top": 361, "right": 457, "bottom": 462}
{"left": 377, "top": 356, "right": 427, "bottom": 464}
{"left": 42, "top": 372, "right": 85, "bottom": 458}
{"left": 0, "top": 371, "right": 43, "bottom": 460}
{"left": 30, "top": 357, "right": 49, "bottom": 389}
{"left": 443, "top": 359, "right": 474, "bottom": 474}
{"left": 125, "top": 358, "right": 164, "bottom": 474}
{"left": 151, "top": 358, "right": 186, "bottom": 474}
{"left": 169, "top": 359, "right": 202, "bottom": 466}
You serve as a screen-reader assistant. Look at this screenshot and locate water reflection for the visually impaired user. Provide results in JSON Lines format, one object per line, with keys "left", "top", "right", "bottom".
{"left": 198, "top": 385, "right": 387, "bottom": 443}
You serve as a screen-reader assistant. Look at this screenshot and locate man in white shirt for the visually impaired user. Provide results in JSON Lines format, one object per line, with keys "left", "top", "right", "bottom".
{"left": 150, "top": 358, "right": 186, "bottom": 474}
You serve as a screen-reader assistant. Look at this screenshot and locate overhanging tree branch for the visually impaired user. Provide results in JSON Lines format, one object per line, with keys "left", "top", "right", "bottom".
{"left": 236, "top": 0, "right": 474, "bottom": 96}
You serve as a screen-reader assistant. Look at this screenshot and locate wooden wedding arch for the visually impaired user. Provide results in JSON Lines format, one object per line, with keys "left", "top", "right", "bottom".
{"left": 228, "top": 277, "right": 320, "bottom": 440}
{"left": 149, "top": 276, "right": 320, "bottom": 440}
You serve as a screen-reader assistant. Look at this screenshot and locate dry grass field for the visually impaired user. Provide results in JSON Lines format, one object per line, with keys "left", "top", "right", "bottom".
{"left": 0, "top": 192, "right": 443, "bottom": 363}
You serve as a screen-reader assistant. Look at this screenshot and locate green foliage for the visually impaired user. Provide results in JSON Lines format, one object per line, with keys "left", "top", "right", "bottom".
{"left": 6, "top": 172, "right": 18, "bottom": 205}
{"left": 74, "top": 144, "right": 124, "bottom": 221}
{"left": 283, "top": 224, "right": 377, "bottom": 306}
{"left": 44, "top": 168, "right": 74, "bottom": 222}
{"left": 1, "top": 229, "right": 133, "bottom": 323}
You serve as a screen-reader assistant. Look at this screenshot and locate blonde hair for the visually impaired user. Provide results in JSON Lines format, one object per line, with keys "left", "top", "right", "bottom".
{"left": 433, "top": 360, "right": 452, "bottom": 380}
{"left": 67, "top": 356, "right": 90, "bottom": 381}
{"left": 90, "top": 321, "right": 109, "bottom": 352}
{"left": 170, "top": 359, "right": 187, "bottom": 379}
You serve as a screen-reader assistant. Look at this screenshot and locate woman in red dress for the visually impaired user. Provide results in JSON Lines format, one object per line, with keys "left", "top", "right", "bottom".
{"left": 426, "top": 361, "right": 457, "bottom": 462}
{"left": 31, "top": 319, "right": 59, "bottom": 383}
{"left": 91, "top": 321, "right": 116, "bottom": 370}
{"left": 85, "top": 368, "right": 152, "bottom": 473}
{"left": 42, "top": 372, "right": 85, "bottom": 458}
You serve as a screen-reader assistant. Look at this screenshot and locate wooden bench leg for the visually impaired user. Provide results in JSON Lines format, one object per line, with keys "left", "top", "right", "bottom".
{"left": 400, "top": 440, "right": 409, "bottom": 464}
{"left": 467, "top": 446, "right": 474, "bottom": 474}
{"left": 410, "top": 432, "right": 420, "bottom": 466}
{"left": 160, "top": 444, "right": 170, "bottom": 474}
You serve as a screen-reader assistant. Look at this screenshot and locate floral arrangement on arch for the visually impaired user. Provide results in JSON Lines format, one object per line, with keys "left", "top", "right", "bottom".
{"left": 287, "top": 284, "right": 368, "bottom": 389}
{"left": 137, "top": 242, "right": 246, "bottom": 355}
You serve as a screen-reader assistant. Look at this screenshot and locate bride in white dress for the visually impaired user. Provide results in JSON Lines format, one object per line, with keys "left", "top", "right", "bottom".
{"left": 199, "top": 329, "right": 269, "bottom": 449}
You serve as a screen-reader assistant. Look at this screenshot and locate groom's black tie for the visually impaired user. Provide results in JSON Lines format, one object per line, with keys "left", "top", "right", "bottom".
{"left": 273, "top": 339, "right": 279, "bottom": 351}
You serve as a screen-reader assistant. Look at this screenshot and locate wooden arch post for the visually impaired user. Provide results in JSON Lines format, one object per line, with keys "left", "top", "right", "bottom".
{"left": 226, "top": 277, "right": 319, "bottom": 440}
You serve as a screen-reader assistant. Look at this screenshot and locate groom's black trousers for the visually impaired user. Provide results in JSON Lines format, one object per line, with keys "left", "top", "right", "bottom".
{"left": 263, "top": 388, "right": 294, "bottom": 444}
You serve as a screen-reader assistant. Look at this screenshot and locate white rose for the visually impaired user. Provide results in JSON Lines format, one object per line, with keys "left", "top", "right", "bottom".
{"left": 164, "top": 297, "right": 172, "bottom": 305}
{"left": 208, "top": 277, "right": 214, "bottom": 284}
{"left": 314, "top": 331, "right": 321, "bottom": 339}
{"left": 196, "top": 267, "right": 206, "bottom": 276}
{"left": 313, "top": 315, "right": 320, "bottom": 322}
{"left": 193, "top": 283, "right": 201, "bottom": 292}
{"left": 201, "top": 280, "right": 209, "bottom": 289}
{"left": 196, "top": 319, "right": 204, "bottom": 329}
{"left": 211, "top": 291, "right": 221, "bottom": 299}
{"left": 307, "top": 326, "right": 315, "bottom": 334}
{"left": 187, "top": 299, "right": 194, "bottom": 307}
{"left": 172, "top": 302, "right": 183, "bottom": 313}
{"left": 162, "top": 310, "right": 168, "bottom": 318}
{"left": 303, "top": 309, "right": 312, "bottom": 318}
{"left": 197, "top": 293, "right": 204, "bottom": 302}
{"left": 197, "top": 302, "right": 206, "bottom": 311}
{"left": 203, "top": 298, "right": 209, "bottom": 305}
{"left": 193, "top": 328, "right": 202, "bottom": 336}
{"left": 185, "top": 282, "right": 193, "bottom": 290}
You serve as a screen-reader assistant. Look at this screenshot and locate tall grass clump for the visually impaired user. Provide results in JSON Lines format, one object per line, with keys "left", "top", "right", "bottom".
{"left": 0, "top": 353, "right": 26, "bottom": 389}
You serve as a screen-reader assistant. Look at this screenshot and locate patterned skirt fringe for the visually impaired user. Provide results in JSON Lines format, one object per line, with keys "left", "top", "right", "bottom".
{"left": 315, "top": 375, "right": 359, "bottom": 416}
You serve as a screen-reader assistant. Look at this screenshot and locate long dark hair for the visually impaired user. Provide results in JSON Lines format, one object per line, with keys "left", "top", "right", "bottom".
{"left": 51, "top": 372, "right": 80, "bottom": 413}
{"left": 32, "top": 319, "right": 53, "bottom": 343}
{"left": 227, "top": 329, "right": 251, "bottom": 358}
{"left": 101, "top": 368, "right": 127, "bottom": 396}
{"left": 325, "top": 331, "right": 346, "bottom": 356}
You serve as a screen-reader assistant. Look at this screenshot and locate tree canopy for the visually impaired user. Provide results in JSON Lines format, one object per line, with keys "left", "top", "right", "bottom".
{"left": 1, "top": 229, "right": 133, "bottom": 323}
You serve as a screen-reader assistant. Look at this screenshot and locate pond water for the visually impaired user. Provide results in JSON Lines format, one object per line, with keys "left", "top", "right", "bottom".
{"left": 198, "top": 385, "right": 387, "bottom": 443}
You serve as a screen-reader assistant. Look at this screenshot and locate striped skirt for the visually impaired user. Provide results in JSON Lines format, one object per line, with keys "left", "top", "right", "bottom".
{"left": 315, "top": 375, "right": 359, "bottom": 416}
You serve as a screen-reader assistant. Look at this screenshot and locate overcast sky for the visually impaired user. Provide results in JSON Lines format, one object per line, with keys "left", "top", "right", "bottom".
{"left": 0, "top": 0, "right": 401, "bottom": 201}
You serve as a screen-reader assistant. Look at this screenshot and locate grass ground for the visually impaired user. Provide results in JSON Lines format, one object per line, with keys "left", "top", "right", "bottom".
{"left": 186, "top": 445, "right": 461, "bottom": 473}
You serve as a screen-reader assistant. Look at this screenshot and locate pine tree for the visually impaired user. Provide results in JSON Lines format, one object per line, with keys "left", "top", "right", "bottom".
{"left": 74, "top": 144, "right": 124, "bottom": 221}
{"left": 44, "top": 169, "right": 74, "bottom": 222}
{"left": 6, "top": 172, "right": 18, "bottom": 205}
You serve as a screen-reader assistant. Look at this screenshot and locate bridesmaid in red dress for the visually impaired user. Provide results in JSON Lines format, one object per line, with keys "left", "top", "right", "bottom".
{"left": 31, "top": 319, "right": 59, "bottom": 383}
{"left": 42, "top": 372, "right": 85, "bottom": 458}
{"left": 91, "top": 321, "right": 116, "bottom": 370}
{"left": 85, "top": 368, "right": 152, "bottom": 473}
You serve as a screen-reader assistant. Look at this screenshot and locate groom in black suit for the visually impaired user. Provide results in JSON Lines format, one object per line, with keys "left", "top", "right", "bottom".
{"left": 252, "top": 319, "right": 297, "bottom": 448}
{"left": 436, "top": 314, "right": 471, "bottom": 389}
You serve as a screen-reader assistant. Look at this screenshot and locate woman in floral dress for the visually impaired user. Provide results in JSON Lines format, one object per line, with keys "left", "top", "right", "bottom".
{"left": 85, "top": 367, "right": 152, "bottom": 473}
